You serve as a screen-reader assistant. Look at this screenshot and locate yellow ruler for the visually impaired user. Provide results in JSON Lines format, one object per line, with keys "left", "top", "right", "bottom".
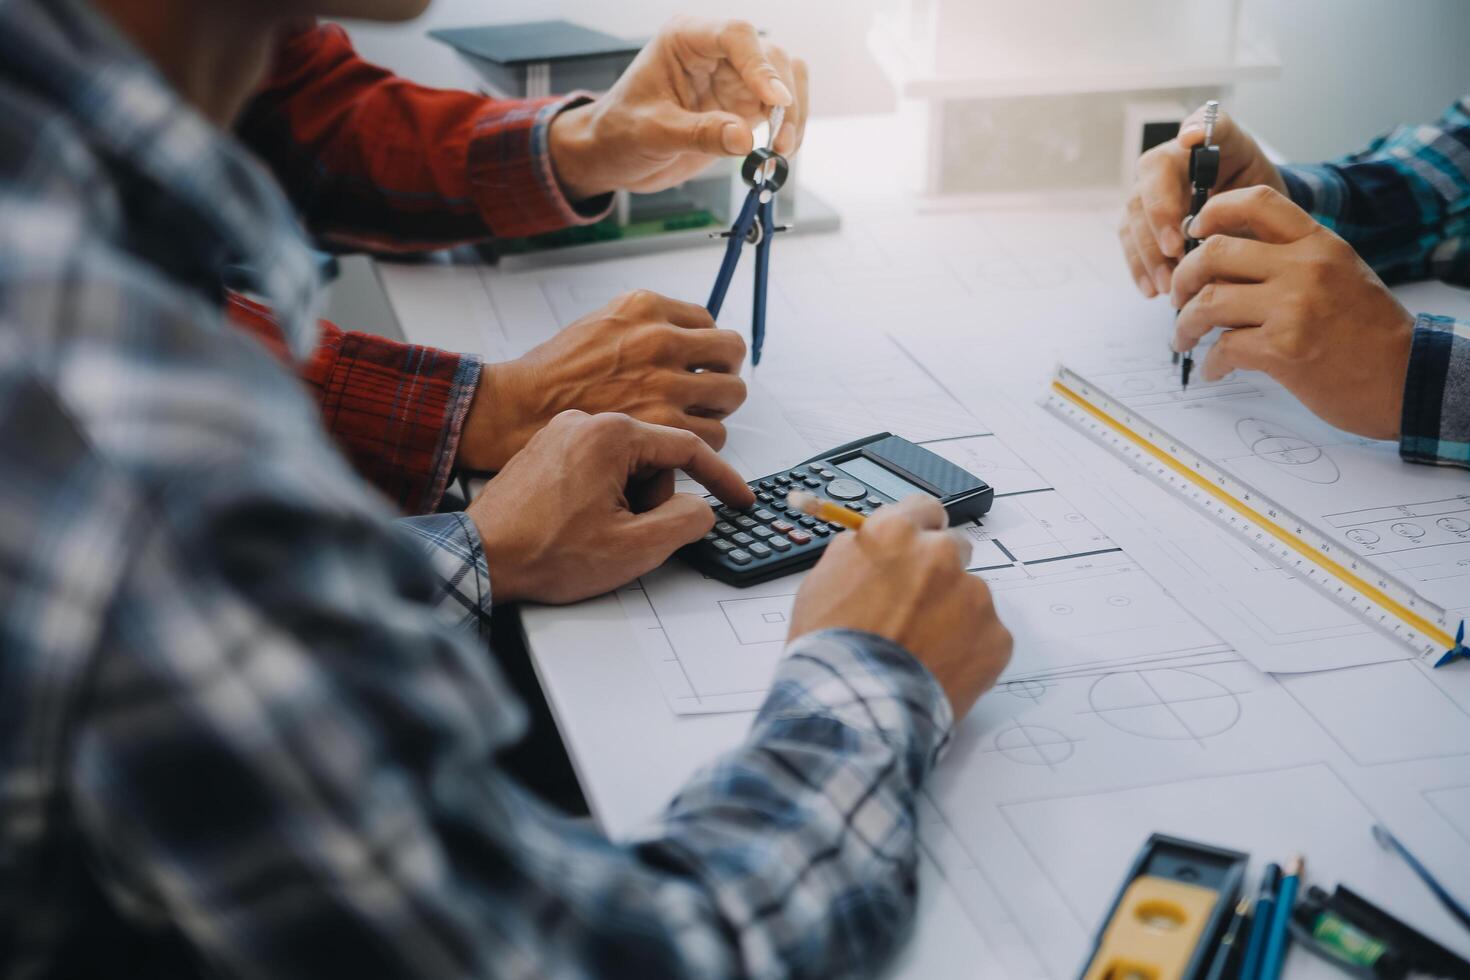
{"left": 1045, "top": 365, "right": 1464, "bottom": 665}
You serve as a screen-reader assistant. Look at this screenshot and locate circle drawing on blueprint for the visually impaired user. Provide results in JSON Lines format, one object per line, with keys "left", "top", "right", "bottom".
{"left": 1050, "top": 603, "right": 1075, "bottom": 616}
{"left": 1345, "top": 529, "right": 1381, "bottom": 546}
{"left": 1005, "top": 679, "right": 1048, "bottom": 703}
{"left": 1437, "top": 517, "right": 1469, "bottom": 534}
{"left": 991, "top": 723, "right": 1076, "bottom": 768}
{"left": 1107, "top": 595, "right": 1132, "bottom": 607}
{"left": 1088, "top": 669, "right": 1241, "bottom": 743}
{"left": 1391, "top": 522, "right": 1426, "bottom": 540}
{"left": 1235, "top": 419, "right": 1340, "bottom": 485}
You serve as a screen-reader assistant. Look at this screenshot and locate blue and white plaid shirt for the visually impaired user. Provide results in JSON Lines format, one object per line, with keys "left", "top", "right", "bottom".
{"left": 0, "top": 2, "right": 951, "bottom": 977}
{"left": 1282, "top": 96, "right": 1470, "bottom": 469}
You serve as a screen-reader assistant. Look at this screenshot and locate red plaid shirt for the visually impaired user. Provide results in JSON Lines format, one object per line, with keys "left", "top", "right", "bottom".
{"left": 230, "top": 23, "right": 613, "bottom": 513}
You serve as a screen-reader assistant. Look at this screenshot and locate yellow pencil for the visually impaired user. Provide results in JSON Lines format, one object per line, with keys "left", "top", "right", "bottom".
{"left": 787, "top": 490, "right": 865, "bottom": 530}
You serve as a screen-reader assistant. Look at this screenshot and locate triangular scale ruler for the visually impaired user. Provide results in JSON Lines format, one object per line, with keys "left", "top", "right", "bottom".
{"left": 1045, "top": 364, "right": 1461, "bottom": 664}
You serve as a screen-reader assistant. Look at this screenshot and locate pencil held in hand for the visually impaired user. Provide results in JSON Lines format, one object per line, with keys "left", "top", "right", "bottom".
{"left": 787, "top": 490, "right": 865, "bottom": 529}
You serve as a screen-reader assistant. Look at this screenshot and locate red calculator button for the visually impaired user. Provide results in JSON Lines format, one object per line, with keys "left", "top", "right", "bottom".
{"left": 787, "top": 530, "right": 813, "bottom": 545}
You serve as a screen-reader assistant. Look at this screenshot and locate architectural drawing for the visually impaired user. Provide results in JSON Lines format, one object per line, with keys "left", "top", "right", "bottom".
{"left": 914, "top": 658, "right": 1470, "bottom": 977}
{"left": 1085, "top": 668, "right": 1242, "bottom": 743}
{"left": 617, "top": 423, "right": 1229, "bottom": 714}
{"left": 1235, "top": 418, "right": 1342, "bottom": 484}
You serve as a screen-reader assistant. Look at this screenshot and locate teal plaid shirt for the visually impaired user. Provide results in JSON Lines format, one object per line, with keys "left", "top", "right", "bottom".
{"left": 1282, "top": 96, "right": 1470, "bottom": 469}
{"left": 0, "top": 2, "right": 951, "bottom": 977}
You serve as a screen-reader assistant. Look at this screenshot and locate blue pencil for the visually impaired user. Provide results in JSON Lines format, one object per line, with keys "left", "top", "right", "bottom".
{"left": 1373, "top": 823, "right": 1470, "bottom": 933}
{"left": 1239, "top": 862, "right": 1280, "bottom": 980}
{"left": 1258, "top": 854, "right": 1303, "bottom": 980}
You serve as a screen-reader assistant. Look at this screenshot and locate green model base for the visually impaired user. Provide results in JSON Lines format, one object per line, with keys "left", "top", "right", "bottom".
{"left": 494, "top": 210, "right": 719, "bottom": 256}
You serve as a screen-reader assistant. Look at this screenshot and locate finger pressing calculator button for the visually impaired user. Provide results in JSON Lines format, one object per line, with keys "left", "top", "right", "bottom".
{"left": 735, "top": 516, "right": 757, "bottom": 529}
{"left": 715, "top": 522, "right": 737, "bottom": 535}
{"left": 751, "top": 526, "right": 774, "bottom": 539}
{"left": 787, "top": 530, "right": 812, "bottom": 545}
{"left": 712, "top": 539, "right": 736, "bottom": 553}
{"left": 749, "top": 542, "right": 772, "bottom": 558}
{"left": 753, "top": 509, "right": 777, "bottom": 521}
{"left": 732, "top": 532, "right": 755, "bottom": 546}
{"left": 728, "top": 549, "right": 752, "bottom": 565}
{"left": 825, "top": 478, "right": 867, "bottom": 501}
{"left": 768, "top": 536, "right": 792, "bottom": 552}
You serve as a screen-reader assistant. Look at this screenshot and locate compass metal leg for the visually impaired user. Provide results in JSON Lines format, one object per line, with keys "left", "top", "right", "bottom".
{"left": 752, "top": 196, "right": 775, "bottom": 366}
{"left": 705, "top": 190, "right": 761, "bottom": 319}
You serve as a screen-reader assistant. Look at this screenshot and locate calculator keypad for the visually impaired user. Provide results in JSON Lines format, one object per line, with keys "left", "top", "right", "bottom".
{"left": 692, "top": 460, "right": 890, "bottom": 580}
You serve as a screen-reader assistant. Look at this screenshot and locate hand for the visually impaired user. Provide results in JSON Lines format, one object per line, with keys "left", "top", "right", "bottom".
{"left": 1122, "top": 104, "right": 1285, "bottom": 297}
{"left": 460, "top": 290, "right": 748, "bottom": 472}
{"left": 547, "top": 18, "right": 809, "bottom": 199}
{"left": 1171, "top": 186, "right": 1415, "bottom": 440}
{"left": 788, "top": 497, "right": 1012, "bottom": 719}
{"left": 467, "top": 411, "right": 755, "bottom": 604}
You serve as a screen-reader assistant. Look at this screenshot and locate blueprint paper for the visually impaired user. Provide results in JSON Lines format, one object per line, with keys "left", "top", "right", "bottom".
{"left": 611, "top": 367, "right": 1231, "bottom": 715}
{"left": 896, "top": 283, "right": 1468, "bottom": 674}
{"left": 917, "top": 655, "right": 1470, "bottom": 978}
{"left": 454, "top": 204, "right": 1470, "bottom": 979}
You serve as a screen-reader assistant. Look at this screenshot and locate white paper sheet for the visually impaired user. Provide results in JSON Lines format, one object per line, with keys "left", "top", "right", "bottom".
{"left": 455, "top": 204, "right": 1470, "bottom": 980}
{"left": 917, "top": 656, "right": 1470, "bottom": 978}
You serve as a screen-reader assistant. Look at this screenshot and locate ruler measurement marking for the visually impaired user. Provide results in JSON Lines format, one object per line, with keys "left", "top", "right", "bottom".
{"left": 1047, "top": 374, "right": 1455, "bottom": 658}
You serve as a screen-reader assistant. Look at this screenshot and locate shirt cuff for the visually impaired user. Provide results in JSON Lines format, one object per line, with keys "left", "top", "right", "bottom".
{"left": 303, "top": 324, "right": 482, "bottom": 516}
{"left": 396, "top": 512, "right": 494, "bottom": 632}
{"left": 756, "top": 629, "right": 954, "bottom": 787}
{"left": 1400, "top": 313, "right": 1470, "bottom": 468}
{"left": 466, "top": 92, "right": 615, "bottom": 239}
{"left": 1280, "top": 163, "right": 1350, "bottom": 231}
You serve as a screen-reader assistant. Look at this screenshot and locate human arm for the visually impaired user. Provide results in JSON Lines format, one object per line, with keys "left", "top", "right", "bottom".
{"left": 1121, "top": 97, "right": 1470, "bottom": 295}
{"left": 236, "top": 22, "right": 612, "bottom": 249}
{"left": 237, "top": 20, "right": 808, "bottom": 251}
{"left": 226, "top": 289, "right": 750, "bottom": 513}
{"left": 74, "top": 360, "right": 1006, "bottom": 979}
{"left": 1170, "top": 186, "right": 1470, "bottom": 469}
{"left": 1279, "top": 97, "right": 1470, "bottom": 286}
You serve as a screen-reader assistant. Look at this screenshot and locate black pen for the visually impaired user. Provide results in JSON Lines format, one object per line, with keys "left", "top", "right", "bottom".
{"left": 1179, "top": 100, "right": 1222, "bottom": 391}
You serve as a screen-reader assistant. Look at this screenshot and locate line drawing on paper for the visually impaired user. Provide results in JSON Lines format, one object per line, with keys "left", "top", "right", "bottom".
{"left": 983, "top": 722, "right": 1079, "bottom": 769}
{"left": 1084, "top": 669, "right": 1242, "bottom": 744}
{"left": 1235, "top": 418, "right": 1341, "bottom": 485}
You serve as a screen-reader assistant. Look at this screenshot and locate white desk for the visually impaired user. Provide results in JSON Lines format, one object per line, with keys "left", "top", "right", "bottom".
{"left": 379, "top": 114, "right": 1012, "bottom": 978}
{"left": 376, "top": 114, "right": 1470, "bottom": 978}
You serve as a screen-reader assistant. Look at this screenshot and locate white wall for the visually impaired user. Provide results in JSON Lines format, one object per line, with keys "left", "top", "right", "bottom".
{"left": 340, "top": 0, "right": 1470, "bottom": 165}
{"left": 1233, "top": 0, "right": 1470, "bottom": 161}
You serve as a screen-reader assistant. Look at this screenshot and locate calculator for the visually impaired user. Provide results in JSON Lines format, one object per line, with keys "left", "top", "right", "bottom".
{"left": 680, "top": 432, "right": 995, "bottom": 587}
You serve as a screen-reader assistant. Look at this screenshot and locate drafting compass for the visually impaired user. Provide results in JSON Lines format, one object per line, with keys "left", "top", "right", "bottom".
{"left": 1176, "top": 100, "right": 1222, "bottom": 390}
{"left": 706, "top": 107, "right": 789, "bottom": 367}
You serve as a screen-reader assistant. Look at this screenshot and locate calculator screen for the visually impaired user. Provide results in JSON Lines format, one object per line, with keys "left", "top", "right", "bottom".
{"left": 836, "top": 456, "right": 935, "bottom": 501}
